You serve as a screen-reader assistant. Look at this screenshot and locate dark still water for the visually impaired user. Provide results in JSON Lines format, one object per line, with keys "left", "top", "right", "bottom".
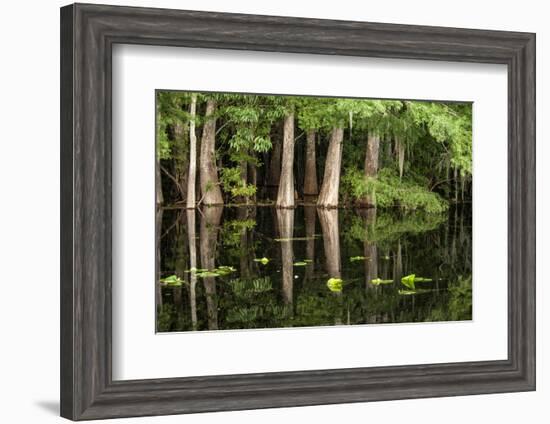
{"left": 156, "top": 205, "right": 472, "bottom": 332}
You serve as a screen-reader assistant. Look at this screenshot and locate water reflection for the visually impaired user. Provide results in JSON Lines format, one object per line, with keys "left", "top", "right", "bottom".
{"left": 157, "top": 205, "right": 472, "bottom": 332}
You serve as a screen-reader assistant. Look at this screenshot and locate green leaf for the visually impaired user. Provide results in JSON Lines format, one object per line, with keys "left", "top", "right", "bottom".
{"left": 349, "top": 256, "right": 367, "bottom": 262}
{"left": 401, "top": 274, "right": 416, "bottom": 289}
{"left": 326, "top": 277, "right": 344, "bottom": 293}
{"left": 254, "top": 257, "right": 270, "bottom": 265}
{"left": 293, "top": 261, "right": 308, "bottom": 266}
{"left": 160, "top": 274, "right": 183, "bottom": 286}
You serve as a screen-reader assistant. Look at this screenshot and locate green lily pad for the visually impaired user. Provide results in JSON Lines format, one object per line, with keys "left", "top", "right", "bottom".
{"left": 303, "top": 259, "right": 313, "bottom": 263}
{"left": 254, "top": 257, "right": 270, "bottom": 265}
{"left": 350, "top": 256, "right": 367, "bottom": 262}
{"left": 398, "top": 289, "right": 417, "bottom": 295}
{"left": 294, "top": 261, "right": 308, "bottom": 266}
{"left": 401, "top": 274, "right": 433, "bottom": 289}
{"left": 371, "top": 278, "right": 393, "bottom": 286}
{"left": 327, "top": 277, "right": 344, "bottom": 292}
{"left": 160, "top": 274, "right": 183, "bottom": 286}
{"left": 401, "top": 274, "right": 416, "bottom": 289}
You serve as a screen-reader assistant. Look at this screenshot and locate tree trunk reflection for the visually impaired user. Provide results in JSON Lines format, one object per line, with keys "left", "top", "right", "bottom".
{"left": 276, "top": 208, "right": 295, "bottom": 305}
{"left": 317, "top": 208, "right": 341, "bottom": 279}
{"left": 186, "top": 209, "right": 198, "bottom": 329}
{"left": 200, "top": 206, "right": 223, "bottom": 330}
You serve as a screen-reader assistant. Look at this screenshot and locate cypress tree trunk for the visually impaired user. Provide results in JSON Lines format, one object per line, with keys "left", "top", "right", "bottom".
{"left": 267, "top": 122, "right": 282, "bottom": 187}
{"left": 303, "top": 129, "right": 318, "bottom": 196}
{"left": 317, "top": 127, "right": 344, "bottom": 208}
{"left": 396, "top": 136, "right": 405, "bottom": 181}
{"left": 186, "top": 94, "right": 197, "bottom": 209}
{"left": 199, "top": 99, "right": 224, "bottom": 205}
{"left": 276, "top": 112, "right": 295, "bottom": 208}
{"left": 359, "top": 132, "right": 380, "bottom": 207}
{"left": 173, "top": 122, "right": 189, "bottom": 202}
{"left": 155, "top": 159, "right": 163, "bottom": 206}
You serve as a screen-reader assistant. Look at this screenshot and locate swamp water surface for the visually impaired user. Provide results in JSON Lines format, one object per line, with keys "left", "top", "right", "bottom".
{"left": 157, "top": 205, "right": 472, "bottom": 332}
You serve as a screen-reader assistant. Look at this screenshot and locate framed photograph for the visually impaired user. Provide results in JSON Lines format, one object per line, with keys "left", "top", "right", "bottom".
{"left": 60, "top": 3, "right": 535, "bottom": 420}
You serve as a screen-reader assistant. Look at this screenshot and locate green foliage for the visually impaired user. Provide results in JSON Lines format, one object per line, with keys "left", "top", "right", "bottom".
{"left": 221, "top": 218, "right": 256, "bottom": 249}
{"left": 341, "top": 168, "right": 448, "bottom": 213}
{"left": 219, "top": 167, "right": 257, "bottom": 200}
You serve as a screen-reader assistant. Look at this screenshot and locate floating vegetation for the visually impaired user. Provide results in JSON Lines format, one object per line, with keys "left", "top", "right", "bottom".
{"left": 327, "top": 277, "right": 344, "bottom": 293}
{"left": 398, "top": 288, "right": 433, "bottom": 296}
{"left": 274, "top": 236, "right": 319, "bottom": 242}
{"left": 371, "top": 278, "right": 393, "bottom": 286}
{"left": 192, "top": 266, "right": 237, "bottom": 278}
{"left": 229, "top": 277, "right": 273, "bottom": 296}
{"left": 349, "top": 256, "right": 367, "bottom": 262}
{"left": 294, "top": 261, "right": 309, "bottom": 266}
{"left": 160, "top": 274, "right": 184, "bottom": 287}
{"left": 253, "top": 257, "right": 270, "bottom": 265}
{"left": 303, "top": 259, "right": 313, "bottom": 263}
{"left": 401, "top": 274, "right": 433, "bottom": 290}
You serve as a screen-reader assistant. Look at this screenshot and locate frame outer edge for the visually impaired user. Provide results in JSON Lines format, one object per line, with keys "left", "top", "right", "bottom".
{"left": 59, "top": 3, "right": 537, "bottom": 420}
{"left": 60, "top": 3, "right": 76, "bottom": 420}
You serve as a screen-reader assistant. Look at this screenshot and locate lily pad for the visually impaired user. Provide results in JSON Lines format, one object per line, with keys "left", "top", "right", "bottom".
{"left": 160, "top": 274, "right": 183, "bottom": 286}
{"left": 401, "top": 274, "right": 416, "bottom": 289}
{"left": 254, "top": 257, "right": 270, "bottom": 265}
{"left": 327, "top": 277, "right": 344, "bottom": 293}
{"left": 401, "top": 274, "right": 434, "bottom": 289}
{"left": 398, "top": 289, "right": 417, "bottom": 295}
{"left": 349, "top": 256, "right": 367, "bottom": 262}
{"left": 371, "top": 278, "right": 393, "bottom": 286}
{"left": 293, "top": 261, "right": 308, "bottom": 266}
{"left": 274, "top": 236, "right": 318, "bottom": 242}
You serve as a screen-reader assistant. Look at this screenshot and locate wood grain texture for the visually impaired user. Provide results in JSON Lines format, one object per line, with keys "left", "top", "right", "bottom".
{"left": 60, "top": 3, "right": 536, "bottom": 420}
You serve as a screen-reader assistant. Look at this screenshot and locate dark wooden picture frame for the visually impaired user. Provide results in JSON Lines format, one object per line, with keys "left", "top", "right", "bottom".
{"left": 60, "top": 3, "right": 535, "bottom": 420}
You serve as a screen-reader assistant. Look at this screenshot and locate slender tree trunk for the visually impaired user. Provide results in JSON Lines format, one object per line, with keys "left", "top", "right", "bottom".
{"left": 186, "top": 94, "right": 197, "bottom": 209}
{"left": 317, "top": 127, "right": 344, "bottom": 208}
{"left": 248, "top": 159, "right": 257, "bottom": 203}
{"left": 199, "top": 99, "right": 224, "bottom": 205}
{"left": 200, "top": 205, "right": 223, "bottom": 330}
{"left": 359, "top": 132, "right": 380, "bottom": 207}
{"left": 396, "top": 136, "right": 405, "bottom": 181}
{"left": 186, "top": 209, "right": 198, "bottom": 329}
{"left": 267, "top": 122, "right": 282, "bottom": 187}
{"left": 318, "top": 208, "right": 341, "bottom": 278}
{"left": 303, "top": 129, "right": 318, "bottom": 196}
{"left": 173, "top": 122, "right": 189, "bottom": 202}
{"left": 276, "top": 112, "right": 295, "bottom": 208}
{"left": 276, "top": 208, "right": 295, "bottom": 305}
{"left": 156, "top": 159, "right": 163, "bottom": 206}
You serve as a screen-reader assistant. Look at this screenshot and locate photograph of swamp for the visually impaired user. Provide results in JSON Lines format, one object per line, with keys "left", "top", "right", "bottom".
{"left": 156, "top": 91, "right": 472, "bottom": 332}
